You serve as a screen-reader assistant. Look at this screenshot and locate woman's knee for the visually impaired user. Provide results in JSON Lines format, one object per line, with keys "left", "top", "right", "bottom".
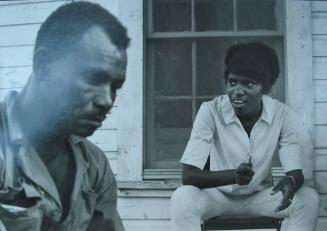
{"left": 292, "top": 186, "right": 320, "bottom": 212}
{"left": 171, "top": 185, "right": 206, "bottom": 215}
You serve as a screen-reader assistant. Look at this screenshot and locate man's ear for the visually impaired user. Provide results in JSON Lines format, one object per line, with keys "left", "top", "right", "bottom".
{"left": 33, "top": 47, "right": 51, "bottom": 82}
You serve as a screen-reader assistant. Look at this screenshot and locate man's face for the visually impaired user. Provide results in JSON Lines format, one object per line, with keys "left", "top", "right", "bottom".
{"left": 226, "top": 73, "right": 263, "bottom": 117}
{"left": 45, "top": 26, "right": 127, "bottom": 137}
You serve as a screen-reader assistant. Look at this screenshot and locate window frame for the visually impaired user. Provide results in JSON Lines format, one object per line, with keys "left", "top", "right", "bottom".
{"left": 116, "top": 0, "right": 314, "bottom": 182}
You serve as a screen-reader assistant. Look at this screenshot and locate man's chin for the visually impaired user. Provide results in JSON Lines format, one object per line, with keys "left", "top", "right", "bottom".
{"left": 72, "top": 127, "right": 97, "bottom": 138}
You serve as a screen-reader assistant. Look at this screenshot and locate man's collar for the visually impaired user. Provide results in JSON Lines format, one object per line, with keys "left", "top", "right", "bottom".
{"left": 221, "top": 95, "right": 275, "bottom": 125}
{"left": 5, "top": 91, "right": 24, "bottom": 145}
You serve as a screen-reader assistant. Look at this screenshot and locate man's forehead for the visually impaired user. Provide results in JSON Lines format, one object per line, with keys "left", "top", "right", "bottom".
{"left": 80, "top": 25, "right": 126, "bottom": 63}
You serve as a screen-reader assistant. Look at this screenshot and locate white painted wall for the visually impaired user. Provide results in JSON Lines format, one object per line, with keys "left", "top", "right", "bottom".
{"left": 1, "top": 0, "right": 327, "bottom": 230}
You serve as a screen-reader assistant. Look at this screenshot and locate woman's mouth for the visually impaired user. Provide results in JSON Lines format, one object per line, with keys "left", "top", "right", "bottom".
{"left": 232, "top": 99, "right": 247, "bottom": 107}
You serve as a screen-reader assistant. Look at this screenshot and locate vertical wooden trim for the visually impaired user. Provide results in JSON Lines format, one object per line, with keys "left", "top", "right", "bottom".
{"left": 191, "top": 0, "right": 195, "bottom": 32}
{"left": 117, "top": 0, "right": 144, "bottom": 181}
{"left": 233, "top": 0, "right": 237, "bottom": 32}
{"left": 148, "top": 0, "right": 153, "bottom": 35}
{"left": 285, "top": 1, "right": 314, "bottom": 186}
{"left": 192, "top": 41, "right": 197, "bottom": 121}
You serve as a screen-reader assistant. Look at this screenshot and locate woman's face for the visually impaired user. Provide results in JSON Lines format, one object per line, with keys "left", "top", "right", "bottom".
{"left": 226, "top": 73, "right": 263, "bottom": 117}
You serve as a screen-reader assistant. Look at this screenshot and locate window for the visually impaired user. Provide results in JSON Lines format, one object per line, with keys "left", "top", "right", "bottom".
{"left": 145, "top": 0, "right": 285, "bottom": 174}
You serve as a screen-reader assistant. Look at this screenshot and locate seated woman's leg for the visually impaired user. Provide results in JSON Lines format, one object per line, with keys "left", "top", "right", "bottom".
{"left": 171, "top": 185, "right": 232, "bottom": 231}
{"left": 245, "top": 186, "right": 320, "bottom": 231}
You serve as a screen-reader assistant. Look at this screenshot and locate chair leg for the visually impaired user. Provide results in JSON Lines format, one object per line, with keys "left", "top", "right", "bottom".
{"left": 201, "top": 220, "right": 205, "bottom": 231}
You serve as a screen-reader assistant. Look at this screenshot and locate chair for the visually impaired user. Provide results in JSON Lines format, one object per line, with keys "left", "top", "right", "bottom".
{"left": 201, "top": 215, "right": 283, "bottom": 230}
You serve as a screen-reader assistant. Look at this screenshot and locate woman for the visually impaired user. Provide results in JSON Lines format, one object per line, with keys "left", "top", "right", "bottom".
{"left": 171, "top": 42, "right": 319, "bottom": 231}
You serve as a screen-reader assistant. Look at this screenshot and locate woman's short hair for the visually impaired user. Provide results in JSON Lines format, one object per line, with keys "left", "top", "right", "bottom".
{"left": 224, "top": 42, "right": 280, "bottom": 93}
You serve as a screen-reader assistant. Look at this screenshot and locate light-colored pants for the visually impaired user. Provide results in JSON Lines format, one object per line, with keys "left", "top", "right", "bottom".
{"left": 171, "top": 185, "right": 319, "bottom": 231}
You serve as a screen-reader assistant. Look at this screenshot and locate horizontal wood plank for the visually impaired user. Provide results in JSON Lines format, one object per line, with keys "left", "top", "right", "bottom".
{"left": 313, "top": 35, "right": 327, "bottom": 57}
{"left": 118, "top": 197, "right": 170, "bottom": 220}
{"left": 0, "top": 45, "right": 33, "bottom": 67}
{"left": 313, "top": 57, "right": 327, "bottom": 79}
{"left": 122, "top": 219, "right": 170, "bottom": 231}
{"left": 88, "top": 129, "right": 117, "bottom": 152}
{"left": 0, "top": 1, "right": 66, "bottom": 6}
{"left": 0, "top": 1, "right": 66, "bottom": 26}
{"left": 0, "top": 66, "right": 31, "bottom": 88}
{"left": 315, "top": 171, "right": 327, "bottom": 194}
{"left": 0, "top": 24, "right": 39, "bottom": 47}
{"left": 314, "top": 126, "right": 327, "bottom": 148}
{"left": 315, "top": 103, "right": 327, "bottom": 125}
{"left": 312, "top": 12, "right": 327, "bottom": 35}
{"left": 312, "top": 1, "right": 327, "bottom": 12}
{"left": 314, "top": 80, "right": 327, "bottom": 102}
{"left": 315, "top": 154, "right": 327, "bottom": 171}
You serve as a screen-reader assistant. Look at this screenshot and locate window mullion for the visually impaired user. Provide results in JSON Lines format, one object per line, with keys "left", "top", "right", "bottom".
{"left": 148, "top": 0, "right": 153, "bottom": 35}
{"left": 192, "top": 40, "right": 197, "bottom": 121}
{"left": 191, "top": 0, "right": 195, "bottom": 32}
{"left": 233, "top": 0, "right": 237, "bottom": 32}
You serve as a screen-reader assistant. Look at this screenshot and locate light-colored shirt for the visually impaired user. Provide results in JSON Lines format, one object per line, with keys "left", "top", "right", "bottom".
{"left": 181, "top": 95, "right": 302, "bottom": 195}
{"left": 0, "top": 91, "right": 124, "bottom": 231}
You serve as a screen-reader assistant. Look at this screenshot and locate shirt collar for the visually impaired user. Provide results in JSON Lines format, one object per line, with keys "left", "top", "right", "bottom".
{"left": 221, "top": 94, "right": 275, "bottom": 125}
{"left": 4, "top": 91, "right": 24, "bottom": 145}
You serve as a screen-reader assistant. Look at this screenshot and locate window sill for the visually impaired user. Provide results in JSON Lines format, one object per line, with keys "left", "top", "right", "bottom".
{"left": 118, "top": 180, "right": 181, "bottom": 198}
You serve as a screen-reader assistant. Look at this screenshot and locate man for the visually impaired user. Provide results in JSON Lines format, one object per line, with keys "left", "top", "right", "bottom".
{"left": 171, "top": 42, "right": 320, "bottom": 231}
{"left": 0, "top": 2, "right": 129, "bottom": 230}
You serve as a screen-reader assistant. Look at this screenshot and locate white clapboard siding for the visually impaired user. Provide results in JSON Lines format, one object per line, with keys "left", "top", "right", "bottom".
{"left": 314, "top": 126, "right": 327, "bottom": 148}
{"left": 0, "top": 66, "right": 31, "bottom": 88}
{"left": 0, "top": 24, "right": 40, "bottom": 47}
{"left": 315, "top": 103, "right": 327, "bottom": 125}
{"left": 0, "top": 0, "right": 65, "bottom": 6}
{"left": 0, "top": 45, "right": 34, "bottom": 67}
{"left": 88, "top": 129, "right": 117, "bottom": 152}
{"left": 314, "top": 153, "right": 327, "bottom": 170}
{"left": 0, "top": 1, "right": 67, "bottom": 26}
{"left": 122, "top": 220, "right": 170, "bottom": 231}
{"left": 312, "top": 1, "right": 327, "bottom": 12}
{"left": 313, "top": 57, "right": 327, "bottom": 79}
{"left": 312, "top": 12, "right": 327, "bottom": 35}
{"left": 315, "top": 171, "right": 327, "bottom": 194}
{"left": 314, "top": 80, "right": 327, "bottom": 102}
{"left": 119, "top": 197, "right": 171, "bottom": 220}
{"left": 313, "top": 35, "right": 327, "bottom": 57}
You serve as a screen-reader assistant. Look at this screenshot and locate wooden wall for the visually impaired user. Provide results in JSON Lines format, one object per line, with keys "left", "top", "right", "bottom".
{"left": 1, "top": 0, "right": 327, "bottom": 230}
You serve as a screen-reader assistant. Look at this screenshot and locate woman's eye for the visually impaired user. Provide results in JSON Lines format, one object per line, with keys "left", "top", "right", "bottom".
{"left": 247, "top": 82, "right": 254, "bottom": 88}
{"left": 229, "top": 80, "right": 236, "bottom": 86}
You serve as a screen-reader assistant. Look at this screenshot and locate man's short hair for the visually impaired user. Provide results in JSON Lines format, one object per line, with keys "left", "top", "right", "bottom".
{"left": 224, "top": 42, "right": 280, "bottom": 94}
{"left": 34, "top": 1, "right": 129, "bottom": 66}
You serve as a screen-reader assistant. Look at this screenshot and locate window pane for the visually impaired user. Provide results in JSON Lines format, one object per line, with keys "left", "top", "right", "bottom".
{"left": 153, "top": 40, "right": 192, "bottom": 96}
{"left": 237, "top": 0, "right": 276, "bottom": 31}
{"left": 155, "top": 100, "right": 192, "bottom": 128}
{"left": 153, "top": 0, "right": 191, "bottom": 32}
{"left": 154, "top": 100, "right": 192, "bottom": 160}
{"left": 197, "top": 39, "right": 231, "bottom": 96}
{"left": 195, "top": 0, "right": 234, "bottom": 31}
{"left": 154, "top": 127, "right": 191, "bottom": 160}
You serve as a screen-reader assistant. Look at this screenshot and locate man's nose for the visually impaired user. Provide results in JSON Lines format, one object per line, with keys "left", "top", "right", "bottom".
{"left": 94, "top": 88, "right": 113, "bottom": 112}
